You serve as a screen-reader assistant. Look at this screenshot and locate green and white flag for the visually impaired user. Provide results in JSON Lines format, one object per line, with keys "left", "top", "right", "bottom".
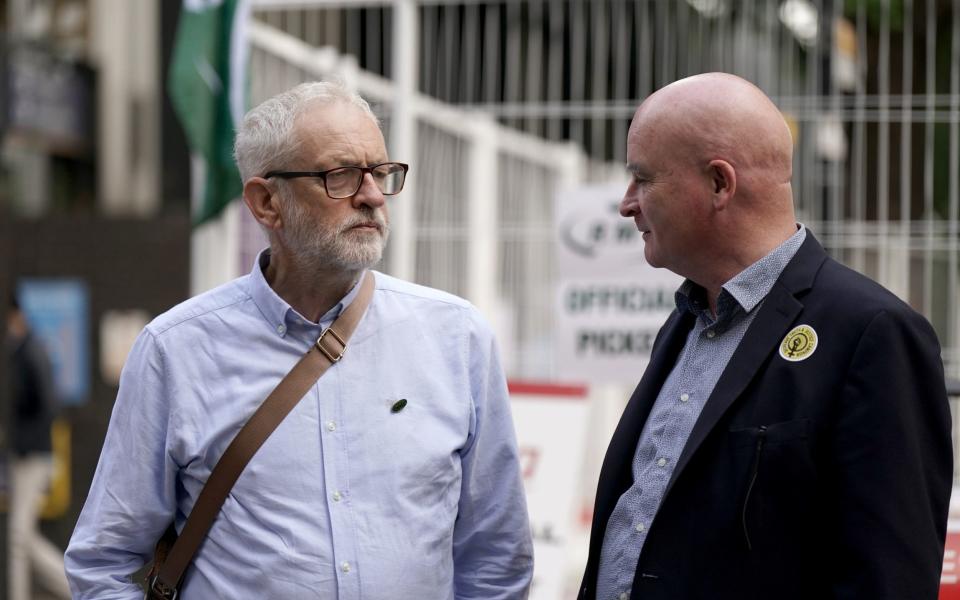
{"left": 168, "top": 0, "right": 251, "bottom": 226}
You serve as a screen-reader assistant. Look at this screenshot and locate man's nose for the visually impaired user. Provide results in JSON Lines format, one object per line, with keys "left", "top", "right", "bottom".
{"left": 619, "top": 188, "right": 638, "bottom": 217}
{"left": 351, "top": 172, "right": 386, "bottom": 209}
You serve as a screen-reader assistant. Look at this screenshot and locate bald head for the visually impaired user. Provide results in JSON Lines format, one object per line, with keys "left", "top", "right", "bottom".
{"left": 621, "top": 73, "right": 799, "bottom": 295}
{"left": 632, "top": 73, "right": 793, "bottom": 194}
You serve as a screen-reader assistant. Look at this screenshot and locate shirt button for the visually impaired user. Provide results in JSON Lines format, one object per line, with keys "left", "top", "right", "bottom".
{"left": 341, "top": 561, "right": 351, "bottom": 573}
{"left": 332, "top": 491, "right": 342, "bottom": 502}
{"left": 326, "top": 421, "right": 336, "bottom": 432}
{"left": 657, "top": 457, "right": 668, "bottom": 467}
{"left": 276, "top": 323, "right": 286, "bottom": 335}
{"left": 706, "top": 330, "right": 716, "bottom": 339}
{"left": 635, "top": 522, "right": 645, "bottom": 532}
{"left": 680, "top": 393, "right": 689, "bottom": 403}
{"left": 619, "top": 593, "right": 629, "bottom": 600}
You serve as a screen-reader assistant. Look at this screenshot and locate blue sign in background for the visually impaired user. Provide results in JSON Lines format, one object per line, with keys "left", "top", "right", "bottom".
{"left": 17, "top": 279, "right": 90, "bottom": 406}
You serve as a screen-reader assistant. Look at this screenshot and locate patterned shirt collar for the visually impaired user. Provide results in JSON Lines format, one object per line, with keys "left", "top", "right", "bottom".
{"left": 675, "top": 225, "right": 807, "bottom": 331}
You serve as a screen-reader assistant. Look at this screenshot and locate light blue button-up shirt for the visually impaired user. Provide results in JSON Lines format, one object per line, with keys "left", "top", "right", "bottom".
{"left": 65, "top": 251, "right": 533, "bottom": 599}
{"left": 596, "top": 226, "right": 806, "bottom": 600}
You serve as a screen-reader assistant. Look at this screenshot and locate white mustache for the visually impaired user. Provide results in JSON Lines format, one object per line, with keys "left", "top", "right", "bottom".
{"left": 339, "top": 210, "right": 388, "bottom": 234}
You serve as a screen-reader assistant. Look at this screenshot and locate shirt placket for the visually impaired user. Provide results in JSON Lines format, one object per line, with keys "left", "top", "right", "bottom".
{"left": 644, "top": 334, "right": 696, "bottom": 514}
{"left": 316, "top": 368, "right": 360, "bottom": 599}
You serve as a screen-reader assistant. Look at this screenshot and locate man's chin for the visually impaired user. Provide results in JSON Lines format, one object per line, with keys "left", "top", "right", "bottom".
{"left": 289, "top": 243, "right": 383, "bottom": 273}
{"left": 334, "top": 243, "right": 385, "bottom": 271}
{"left": 643, "top": 247, "right": 661, "bottom": 268}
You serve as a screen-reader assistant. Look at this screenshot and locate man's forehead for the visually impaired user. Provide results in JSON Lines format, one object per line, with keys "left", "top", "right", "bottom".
{"left": 294, "top": 103, "right": 384, "bottom": 149}
{"left": 628, "top": 103, "right": 668, "bottom": 136}
{"left": 625, "top": 120, "right": 653, "bottom": 159}
{"left": 298, "top": 101, "right": 376, "bottom": 130}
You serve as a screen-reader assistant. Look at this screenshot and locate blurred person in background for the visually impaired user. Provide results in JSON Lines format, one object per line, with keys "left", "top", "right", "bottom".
{"left": 5, "top": 295, "right": 71, "bottom": 600}
{"left": 64, "top": 81, "right": 533, "bottom": 599}
{"left": 580, "top": 73, "right": 952, "bottom": 600}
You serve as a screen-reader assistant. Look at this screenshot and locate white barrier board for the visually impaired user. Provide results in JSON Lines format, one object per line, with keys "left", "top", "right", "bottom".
{"left": 511, "top": 382, "right": 590, "bottom": 600}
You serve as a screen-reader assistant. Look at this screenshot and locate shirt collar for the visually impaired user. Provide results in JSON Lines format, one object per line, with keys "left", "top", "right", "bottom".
{"left": 722, "top": 224, "right": 806, "bottom": 312}
{"left": 247, "top": 248, "right": 368, "bottom": 337}
{"left": 675, "top": 224, "right": 807, "bottom": 323}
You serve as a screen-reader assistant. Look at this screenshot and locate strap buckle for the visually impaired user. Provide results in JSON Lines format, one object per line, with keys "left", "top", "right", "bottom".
{"left": 315, "top": 327, "right": 347, "bottom": 363}
{"left": 146, "top": 575, "right": 179, "bottom": 600}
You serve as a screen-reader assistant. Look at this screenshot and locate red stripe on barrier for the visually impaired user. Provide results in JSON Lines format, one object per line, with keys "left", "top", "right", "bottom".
{"left": 508, "top": 381, "right": 588, "bottom": 397}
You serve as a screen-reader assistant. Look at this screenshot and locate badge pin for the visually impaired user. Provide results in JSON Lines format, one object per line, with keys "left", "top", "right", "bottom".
{"left": 779, "top": 324, "right": 818, "bottom": 362}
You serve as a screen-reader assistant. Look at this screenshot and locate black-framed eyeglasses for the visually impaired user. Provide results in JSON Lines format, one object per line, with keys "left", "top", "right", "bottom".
{"left": 264, "top": 162, "right": 409, "bottom": 199}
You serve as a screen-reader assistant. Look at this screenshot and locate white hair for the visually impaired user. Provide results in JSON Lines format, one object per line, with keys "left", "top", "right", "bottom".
{"left": 233, "top": 81, "right": 380, "bottom": 182}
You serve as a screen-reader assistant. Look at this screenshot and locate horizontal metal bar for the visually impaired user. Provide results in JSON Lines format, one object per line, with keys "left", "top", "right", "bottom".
{"left": 249, "top": 20, "right": 586, "bottom": 169}
{"left": 253, "top": 0, "right": 532, "bottom": 8}
{"left": 457, "top": 97, "right": 960, "bottom": 121}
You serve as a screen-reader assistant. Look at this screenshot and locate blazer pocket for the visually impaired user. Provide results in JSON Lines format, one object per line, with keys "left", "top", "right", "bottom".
{"left": 727, "top": 418, "right": 814, "bottom": 550}
{"left": 728, "top": 418, "right": 811, "bottom": 448}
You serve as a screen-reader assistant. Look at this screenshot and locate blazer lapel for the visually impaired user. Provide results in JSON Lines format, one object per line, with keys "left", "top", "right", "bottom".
{"left": 588, "top": 309, "right": 694, "bottom": 560}
{"left": 661, "top": 233, "right": 828, "bottom": 501}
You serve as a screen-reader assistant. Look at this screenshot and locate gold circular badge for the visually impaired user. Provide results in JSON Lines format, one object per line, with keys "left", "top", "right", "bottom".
{"left": 779, "top": 325, "right": 818, "bottom": 362}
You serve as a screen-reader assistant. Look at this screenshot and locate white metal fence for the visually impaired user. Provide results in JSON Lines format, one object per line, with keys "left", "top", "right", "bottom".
{"left": 244, "top": 0, "right": 960, "bottom": 384}
{"left": 243, "top": 16, "right": 588, "bottom": 379}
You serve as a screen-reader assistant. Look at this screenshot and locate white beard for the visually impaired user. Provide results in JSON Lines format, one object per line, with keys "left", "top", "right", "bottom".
{"left": 282, "top": 200, "right": 390, "bottom": 272}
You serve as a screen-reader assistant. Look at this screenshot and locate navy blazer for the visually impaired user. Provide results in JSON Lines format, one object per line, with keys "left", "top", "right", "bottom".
{"left": 580, "top": 233, "right": 953, "bottom": 600}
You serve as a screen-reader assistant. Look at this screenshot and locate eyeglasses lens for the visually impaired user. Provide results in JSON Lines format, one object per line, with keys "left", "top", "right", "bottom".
{"left": 325, "top": 168, "right": 361, "bottom": 198}
{"left": 324, "top": 164, "right": 407, "bottom": 198}
{"left": 373, "top": 164, "right": 406, "bottom": 195}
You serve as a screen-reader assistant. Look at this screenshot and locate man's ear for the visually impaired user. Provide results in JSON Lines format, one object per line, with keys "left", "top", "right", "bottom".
{"left": 243, "top": 178, "right": 284, "bottom": 231}
{"left": 707, "top": 159, "right": 736, "bottom": 210}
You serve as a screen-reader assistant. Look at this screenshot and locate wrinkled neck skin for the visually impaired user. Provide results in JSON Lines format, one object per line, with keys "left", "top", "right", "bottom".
{"left": 696, "top": 213, "right": 797, "bottom": 317}
{"left": 265, "top": 245, "right": 362, "bottom": 324}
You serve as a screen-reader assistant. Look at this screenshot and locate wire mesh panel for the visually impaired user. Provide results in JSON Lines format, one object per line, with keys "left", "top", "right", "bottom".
{"left": 249, "top": 0, "right": 960, "bottom": 382}
{"left": 414, "top": 121, "right": 470, "bottom": 297}
{"left": 497, "top": 151, "right": 565, "bottom": 377}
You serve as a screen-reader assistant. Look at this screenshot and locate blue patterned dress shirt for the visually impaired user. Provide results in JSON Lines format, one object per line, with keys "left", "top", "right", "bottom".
{"left": 65, "top": 250, "right": 533, "bottom": 599}
{"left": 595, "top": 226, "right": 807, "bottom": 600}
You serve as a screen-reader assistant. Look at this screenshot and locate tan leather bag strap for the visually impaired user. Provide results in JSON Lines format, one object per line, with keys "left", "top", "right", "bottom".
{"left": 149, "top": 272, "right": 375, "bottom": 598}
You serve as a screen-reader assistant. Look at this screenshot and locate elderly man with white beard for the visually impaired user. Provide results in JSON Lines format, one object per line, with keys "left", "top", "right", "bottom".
{"left": 65, "top": 82, "right": 533, "bottom": 600}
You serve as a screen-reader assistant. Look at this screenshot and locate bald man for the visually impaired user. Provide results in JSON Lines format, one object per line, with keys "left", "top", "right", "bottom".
{"left": 580, "top": 73, "right": 952, "bottom": 600}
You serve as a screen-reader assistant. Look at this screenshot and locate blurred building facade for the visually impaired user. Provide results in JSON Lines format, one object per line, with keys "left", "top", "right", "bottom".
{"left": 0, "top": 1, "right": 192, "bottom": 594}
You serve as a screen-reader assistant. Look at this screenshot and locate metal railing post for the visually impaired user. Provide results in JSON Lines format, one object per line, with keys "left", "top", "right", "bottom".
{"left": 388, "top": 0, "right": 418, "bottom": 281}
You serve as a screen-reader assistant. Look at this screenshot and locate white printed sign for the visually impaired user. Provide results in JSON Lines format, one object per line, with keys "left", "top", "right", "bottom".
{"left": 556, "top": 183, "right": 682, "bottom": 384}
{"left": 510, "top": 383, "right": 590, "bottom": 600}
